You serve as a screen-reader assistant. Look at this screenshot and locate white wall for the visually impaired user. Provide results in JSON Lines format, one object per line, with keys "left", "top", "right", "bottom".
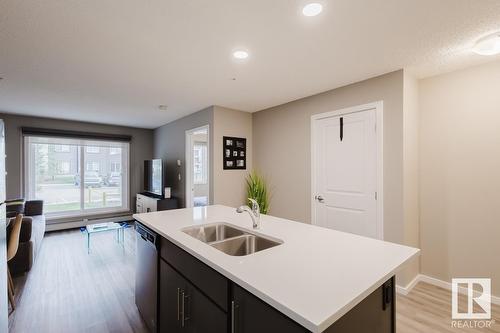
{"left": 402, "top": 72, "right": 420, "bottom": 287}
{"left": 419, "top": 59, "right": 500, "bottom": 296}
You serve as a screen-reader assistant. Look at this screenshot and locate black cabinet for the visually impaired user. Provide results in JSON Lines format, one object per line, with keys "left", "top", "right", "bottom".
{"left": 159, "top": 259, "right": 227, "bottom": 333}
{"left": 231, "top": 284, "right": 308, "bottom": 333}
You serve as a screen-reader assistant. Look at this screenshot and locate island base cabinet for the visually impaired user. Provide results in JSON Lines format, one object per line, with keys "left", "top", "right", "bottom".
{"left": 231, "top": 284, "right": 308, "bottom": 333}
{"left": 231, "top": 277, "right": 395, "bottom": 333}
{"left": 159, "top": 259, "right": 227, "bottom": 333}
{"left": 323, "top": 278, "right": 395, "bottom": 333}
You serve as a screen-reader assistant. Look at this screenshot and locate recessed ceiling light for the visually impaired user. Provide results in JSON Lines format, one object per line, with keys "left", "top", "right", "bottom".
{"left": 472, "top": 32, "right": 500, "bottom": 56}
{"left": 233, "top": 50, "right": 249, "bottom": 60}
{"left": 302, "top": 3, "right": 323, "bottom": 17}
{"left": 158, "top": 105, "right": 168, "bottom": 111}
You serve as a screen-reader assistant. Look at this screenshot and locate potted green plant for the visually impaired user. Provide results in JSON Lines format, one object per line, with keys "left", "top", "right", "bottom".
{"left": 245, "top": 170, "right": 270, "bottom": 214}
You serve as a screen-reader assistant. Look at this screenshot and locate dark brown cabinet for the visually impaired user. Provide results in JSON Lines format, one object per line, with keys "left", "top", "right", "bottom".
{"left": 231, "top": 284, "right": 308, "bottom": 333}
{"left": 158, "top": 236, "right": 395, "bottom": 333}
{"left": 321, "top": 279, "right": 395, "bottom": 333}
{"left": 159, "top": 259, "right": 227, "bottom": 333}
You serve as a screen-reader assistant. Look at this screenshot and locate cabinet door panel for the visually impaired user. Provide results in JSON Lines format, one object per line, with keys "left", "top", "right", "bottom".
{"left": 160, "top": 259, "right": 227, "bottom": 333}
{"left": 159, "top": 259, "right": 185, "bottom": 333}
{"left": 183, "top": 283, "right": 227, "bottom": 333}
{"left": 160, "top": 238, "right": 229, "bottom": 311}
{"left": 323, "top": 278, "right": 394, "bottom": 333}
{"left": 232, "top": 284, "right": 308, "bottom": 333}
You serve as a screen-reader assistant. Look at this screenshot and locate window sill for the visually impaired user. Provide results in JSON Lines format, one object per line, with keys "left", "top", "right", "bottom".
{"left": 46, "top": 208, "right": 130, "bottom": 224}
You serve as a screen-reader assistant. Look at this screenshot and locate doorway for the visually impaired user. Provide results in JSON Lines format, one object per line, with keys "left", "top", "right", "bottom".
{"left": 311, "top": 102, "right": 383, "bottom": 239}
{"left": 185, "top": 125, "right": 210, "bottom": 208}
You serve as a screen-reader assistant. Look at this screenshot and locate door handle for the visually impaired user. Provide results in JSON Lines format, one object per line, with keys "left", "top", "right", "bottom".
{"left": 315, "top": 195, "right": 324, "bottom": 202}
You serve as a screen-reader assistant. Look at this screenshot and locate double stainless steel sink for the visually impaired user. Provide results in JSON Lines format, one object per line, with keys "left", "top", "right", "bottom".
{"left": 182, "top": 223, "right": 283, "bottom": 256}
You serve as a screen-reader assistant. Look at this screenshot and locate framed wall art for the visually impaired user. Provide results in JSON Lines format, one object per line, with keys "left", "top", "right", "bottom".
{"left": 223, "top": 136, "right": 246, "bottom": 170}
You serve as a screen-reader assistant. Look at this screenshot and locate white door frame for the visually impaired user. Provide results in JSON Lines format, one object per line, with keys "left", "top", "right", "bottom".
{"left": 185, "top": 125, "right": 210, "bottom": 208}
{"left": 310, "top": 101, "right": 384, "bottom": 240}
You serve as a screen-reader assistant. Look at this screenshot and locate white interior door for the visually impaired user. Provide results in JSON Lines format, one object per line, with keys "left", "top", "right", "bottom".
{"left": 312, "top": 107, "right": 379, "bottom": 239}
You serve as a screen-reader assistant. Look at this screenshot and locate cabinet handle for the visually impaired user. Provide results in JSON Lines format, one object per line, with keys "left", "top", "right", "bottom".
{"left": 177, "top": 288, "right": 181, "bottom": 321}
{"left": 231, "top": 301, "right": 238, "bottom": 333}
{"left": 182, "top": 292, "right": 190, "bottom": 327}
{"left": 181, "top": 291, "right": 190, "bottom": 327}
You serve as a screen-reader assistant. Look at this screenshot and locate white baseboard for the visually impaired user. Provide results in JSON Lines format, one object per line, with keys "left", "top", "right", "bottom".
{"left": 396, "top": 274, "right": 421, "bottom": 295}
{"left": 46, "top": 215, "right": 133, "bottom": 232}
{"left": 396, "top": 274, "right": 500, "bottom": 305}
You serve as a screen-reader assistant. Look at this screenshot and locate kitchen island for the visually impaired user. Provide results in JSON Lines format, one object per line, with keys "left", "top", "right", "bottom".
{"left": 133, "top": 205, "right": 419, "bottom": 333}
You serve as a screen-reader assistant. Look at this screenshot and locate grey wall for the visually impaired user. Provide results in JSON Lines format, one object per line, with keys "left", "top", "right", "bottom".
{"left": 252, "top": 70, "right": 405, "bottom": 245}
{"left": 0, "top": 112, "right": 154, "bottom": 220}
{"left": 153, "top": 107, "right": 214, "bottom": 208}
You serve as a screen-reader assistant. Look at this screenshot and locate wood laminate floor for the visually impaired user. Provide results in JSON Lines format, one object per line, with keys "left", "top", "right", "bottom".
{"left": 7, "top": 228, "right": 500, "bottom": 332}
{"left": 397, "top": 282, "right": 500, "bottom": 332}
{"left": 8, "top": 226, "right": 148, "bottom": 333}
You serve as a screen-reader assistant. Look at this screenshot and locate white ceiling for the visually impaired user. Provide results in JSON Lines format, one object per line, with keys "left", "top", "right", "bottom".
{"left": 1, "top": 0, "right": 500, "bottom": 129}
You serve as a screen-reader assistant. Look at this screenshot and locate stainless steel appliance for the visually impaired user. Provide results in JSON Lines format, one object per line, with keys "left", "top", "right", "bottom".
{"left": 135, "top": 222, "right": 158, "bottom": 332}
{"left": 0, "top": 120, "right": 8, "bottom": 330}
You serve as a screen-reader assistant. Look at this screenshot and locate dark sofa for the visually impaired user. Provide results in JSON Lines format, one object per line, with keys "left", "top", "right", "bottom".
{"left": 7, "top": 200, "right": 45, "bottom": 276}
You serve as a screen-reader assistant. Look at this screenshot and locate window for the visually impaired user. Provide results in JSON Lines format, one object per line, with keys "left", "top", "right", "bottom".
{"left": 24, "top": 136, "right": 129, "bottom": 217}
{"left": 110, "top": 162, "right": 121, "bottom": 172}
{"left": 86, "top": 161, "right": 100, "bottom": 171}
{"left": 193, "top": 143, "right": 207, "bottom": 184}
{"left": 86, "top": 146, "right": 100, "bottom": 153}
{"left": 57, "top": 161, "right": 70, "bottom": 174}
{"left": 54, "top": 145, "right": 70, "bottom": 152}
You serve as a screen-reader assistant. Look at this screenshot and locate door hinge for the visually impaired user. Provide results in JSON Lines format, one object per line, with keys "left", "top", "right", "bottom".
{"left": 375, "top": 192, "right": 377, "bottom": 200}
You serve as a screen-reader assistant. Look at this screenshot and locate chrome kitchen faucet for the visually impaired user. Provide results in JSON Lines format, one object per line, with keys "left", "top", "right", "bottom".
{"left": 236, "top": 198, "right": 261, "bottom": 229}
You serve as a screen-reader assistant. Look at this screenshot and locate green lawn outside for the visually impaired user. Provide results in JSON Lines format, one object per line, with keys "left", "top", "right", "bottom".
{"left": 45, "top": 201, "right": 121, "bottom": 213}
{"left": 38, "top": 175, "right": 75, "bottom": 185}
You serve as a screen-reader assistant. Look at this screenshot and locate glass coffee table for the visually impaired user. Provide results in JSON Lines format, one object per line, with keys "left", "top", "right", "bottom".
{"left": 85, "top": 222, "right": 126, "bottom": 254}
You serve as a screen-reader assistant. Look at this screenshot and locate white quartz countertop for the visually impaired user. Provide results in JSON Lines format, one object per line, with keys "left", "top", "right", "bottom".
{"left": 133, "top": 205, "right": 419, "bottom": 333}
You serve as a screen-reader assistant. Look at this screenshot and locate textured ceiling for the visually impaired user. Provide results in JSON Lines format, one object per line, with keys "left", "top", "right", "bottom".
{"left": 1, "top": 0, "right": 500, "bottom": 128}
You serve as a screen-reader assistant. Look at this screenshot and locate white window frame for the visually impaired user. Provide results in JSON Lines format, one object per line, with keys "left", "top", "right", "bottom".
{"left": 23, "top": 137, "right": 130, "bottom": 220}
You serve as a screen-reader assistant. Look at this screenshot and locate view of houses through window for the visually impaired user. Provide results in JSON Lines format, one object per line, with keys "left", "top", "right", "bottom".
{"left": 24, "top": 136, "right": 129, "bottom": 216}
